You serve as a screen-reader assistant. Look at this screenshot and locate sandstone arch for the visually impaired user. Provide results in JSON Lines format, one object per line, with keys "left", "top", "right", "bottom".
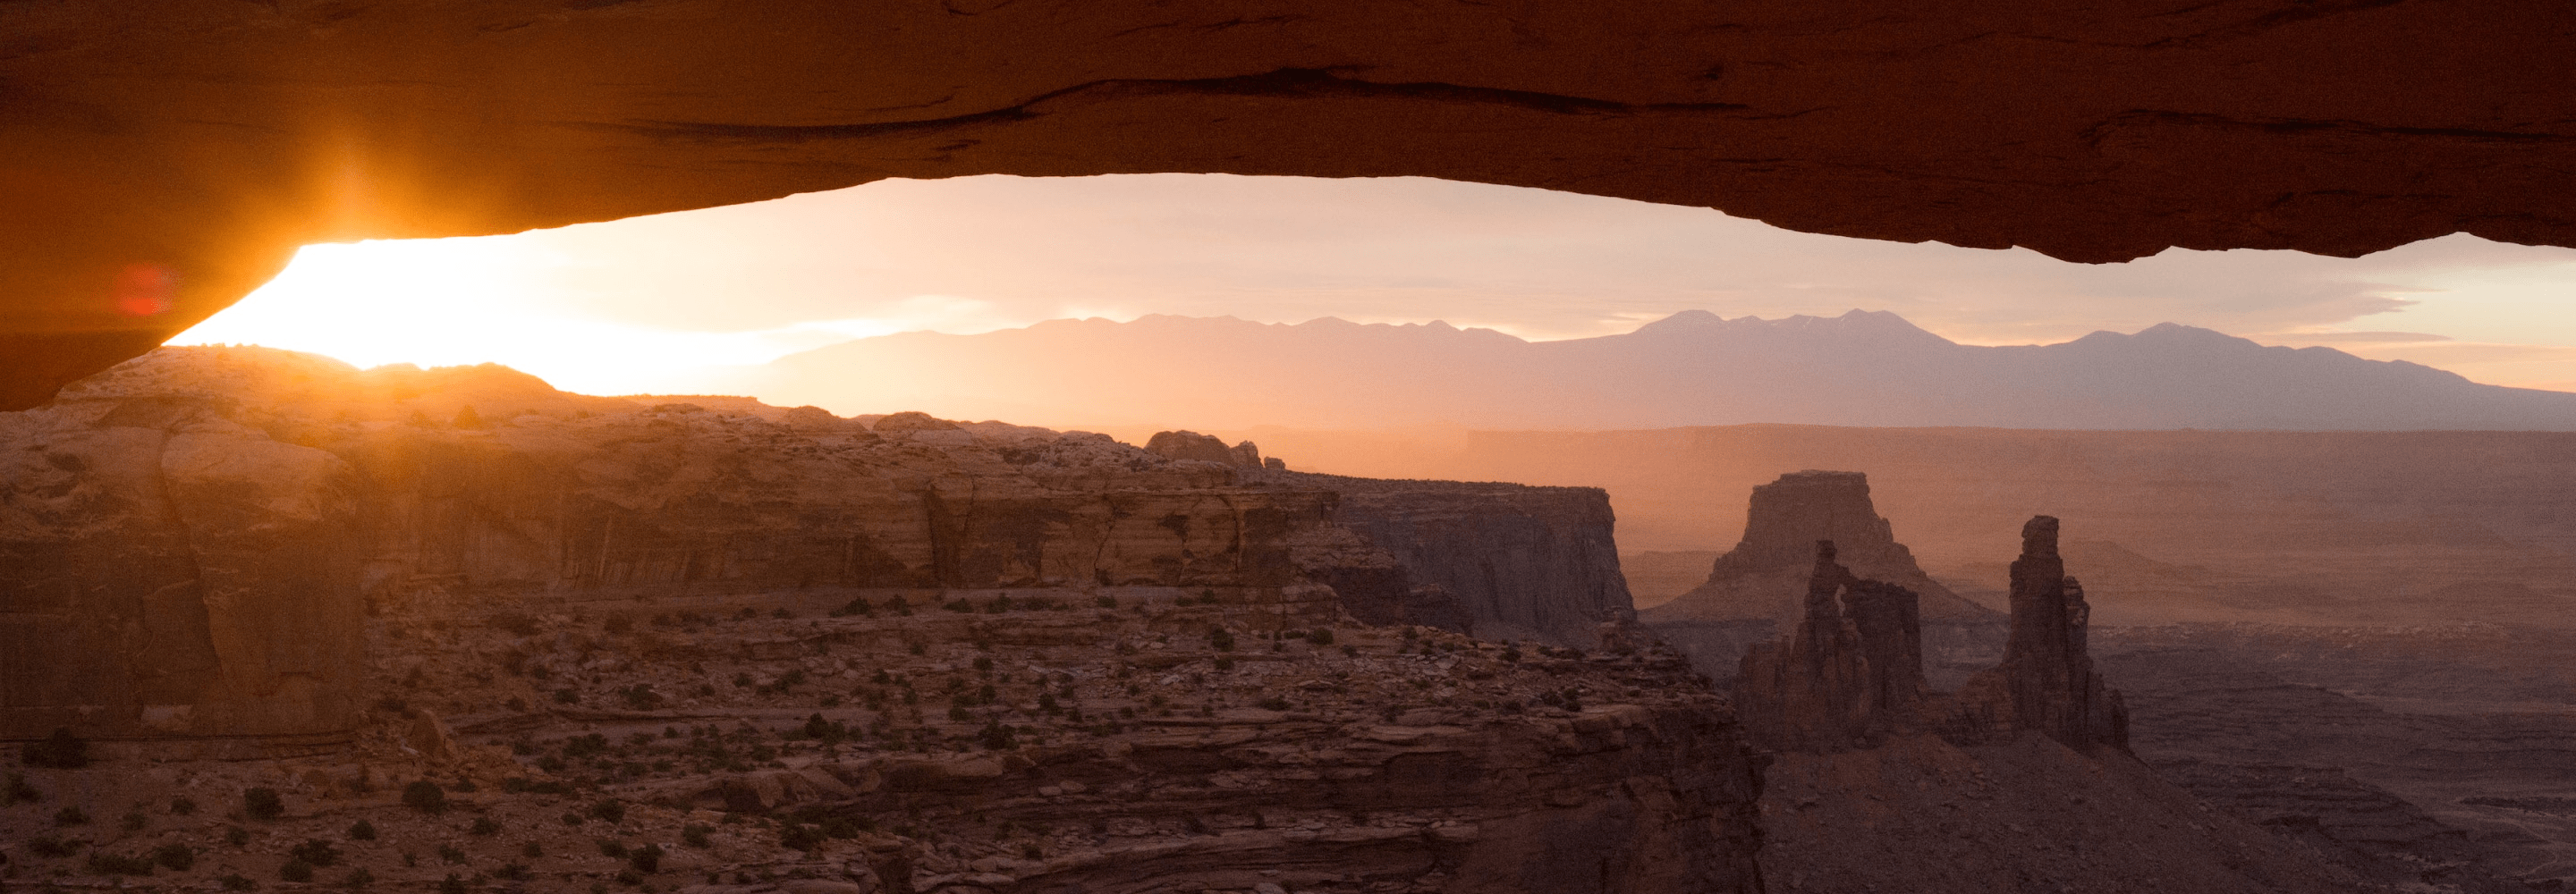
{"left": 5, "top": 0, "right": 2573, "bottom": 408}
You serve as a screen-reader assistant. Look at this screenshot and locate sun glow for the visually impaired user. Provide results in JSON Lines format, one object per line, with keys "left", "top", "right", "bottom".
{"left": 167, "top": 238, "right": 1011, "bottom": 396}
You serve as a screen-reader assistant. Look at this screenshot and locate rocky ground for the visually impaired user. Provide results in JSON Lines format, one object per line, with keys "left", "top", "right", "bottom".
{"left": 1759, "top": 734, "right": 2376, "bottom": 894}
{"left": 2098, "top": 623, "right": 2576, "bottom": 892}
{"left": 1, "top": 585, "right": 1762, "bottom": 893}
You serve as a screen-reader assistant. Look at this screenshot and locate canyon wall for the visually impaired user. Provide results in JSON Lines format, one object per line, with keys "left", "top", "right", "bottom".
{"left": 1253, "top": 469, "right": 1635, "bottom": 647}
{"left": 0, "top": 349, "right": 1343, "bottom": 745}
{"left": 0, "top": 397, "right": 367, "bottom": 749}
{"left": 0, "top": 348, "right": 1643, "bottom": 745}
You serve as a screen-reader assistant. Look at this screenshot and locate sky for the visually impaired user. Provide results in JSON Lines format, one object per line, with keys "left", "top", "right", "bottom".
{"left": 172, "top": 173, "right": 2576, "bottom": 397}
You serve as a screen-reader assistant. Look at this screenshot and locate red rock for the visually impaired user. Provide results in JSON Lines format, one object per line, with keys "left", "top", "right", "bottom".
{"left": 6, "top": 2, "right": 2575, "bottom": 408}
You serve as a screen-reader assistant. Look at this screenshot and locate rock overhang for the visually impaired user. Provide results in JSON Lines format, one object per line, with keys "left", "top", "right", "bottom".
{"left": 6, "top": 0, "right": 2573, "bottom": 408}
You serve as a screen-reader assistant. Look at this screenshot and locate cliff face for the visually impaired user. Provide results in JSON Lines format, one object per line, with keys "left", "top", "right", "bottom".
{"left": 0, "top": 397, "right": 366, "bottom": 748}
{"left": 1253, "top": 469, "right": 1635, "bottom": 647}
{"left": 0, "top": 349, "right": 1356, "bottom": 745}
{"left": 1644, "top": 470, "right": 1993, "bottom": 627}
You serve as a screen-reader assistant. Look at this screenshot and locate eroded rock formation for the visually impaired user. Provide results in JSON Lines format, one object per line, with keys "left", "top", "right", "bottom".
{"left": 1734, "top": 516, "right": 2129, "bottom": 755}
{"left": 1642, "top": 470, "right": 1999, "bottom": 679}
{"left": 1732, "top": 542, "right": 1928, "bottom": 752}
{"left": 1648, "top": 471, "right": 1988, "bottom": 626}
{"left": 1944, "top": 517, "right": 2131, "bottom": 751}
{"left": 8, "top": 2, "right": 2576, "bottom": 408}
{"left": 0, "top": 348, "right": 1576, "bottom": 746}
{"left": 1144, "top": 430, "right": 1265, "bottom": 468}
{"left": 1252, "top": 468, "right": 1634, "bottom": 646}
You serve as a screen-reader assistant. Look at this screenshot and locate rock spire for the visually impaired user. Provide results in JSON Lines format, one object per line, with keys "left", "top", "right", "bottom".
{"left": 1733, "top": 540, "right": 1929, "bottom": 752}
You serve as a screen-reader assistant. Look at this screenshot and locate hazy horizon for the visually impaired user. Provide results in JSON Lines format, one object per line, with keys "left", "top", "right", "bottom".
{"left": 166, "top": 173, "right": 2576, "bottom": 399}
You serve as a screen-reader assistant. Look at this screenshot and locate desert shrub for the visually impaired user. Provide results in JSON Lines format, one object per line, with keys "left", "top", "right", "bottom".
{"left": 244, "top": 787, "right": 284, "bottom": 820}
{"left": 629, "top": 842, "right": 664, "bottom": 873}
{"left": 343, "top": 866, "right": 376, "bottom": 888}
{"left": 1308, "top": 628, "right": 1335, "bottom": 645}
{"left": 829, "top": 597, "right": 873, "bottom": 618}
{"left": 682, "top": 824, "right": 713, "bottom": 848}
{"left": 3, "top": 772, "right": 39, "bottom": 805}
{"left": 616, "top": 868, "right": 645, "bottom": 886}
{"left": 770, "top": 607, "right": 792, "bottom": 619}
{"left": 88, "top": 851, "right": 157, "bottom": 875}
{"left": 279, "top": 859, "right": 315, "bottom": 882}
{"left": 977, "top": 721, "right": 1018, "bottom": 751}
{"left": 603, "top": 613, "right": 633, "bottom": 635}
{"left": 219, "top": 873, "right": 258, "bottom": 890}
{"left": 496, "top": 862, "right": 533, "bottom": 881}
{"left": 595, "top": 839, "right": 627, "bottom": 858}
{"left": 489, "top": 612, "right": 541, "bottom": 637}
{"left": 348, "top": 819, "right": 377, "bottom": 840}
{"left": 1208, "top": 627, "right": 1235, "bottom": 652}
{"left": 169, "top": 795, "right": 196, "bottom": 815}
{"left": 1213, "top": 656, "right": 1235, "bottom": 671}
{"left": 153, "top": 841, "right": 195, "bottom": 870}
{"left": 123, "top": 809, "right": 149, "bottom": 831}
{"left": 226, "top": 826, "right": 252, "bottom": 847}
{"left": 402, "top": 780, "right": 448, "bottom": 814}
{"left": 54, "top": 805, "right": 87, "bottom": 825}
{"left": 27, "top": 834, "right": 80, "bottom": 857}
{"left": 1094, "top": 595, "right": 1117, "bottom": 609}
{"left": 1259, "top": 696, "right": 1292, "bottom": 712}
{"left": 21, "top": 727, "right": 89, "bottom": 769}
{"left": 943, "top": 599, "right": 973, "bottom": 613}
{"left": 290, "top": 839, "right": 343, "bottom": 867}
{"left": 553, "top": 688, "right": 580, "bottom": 704}
{"left": 436, "top": 844, "right": 467, "bottom": 864}
{"left": 777, "top": 823, "right": 824, "bottom": 851}
{"left": 589, "top": 798, "right": 626, "bottom": 823}
{"left": 470, "top": 817, "right": 501, "bottom": 836}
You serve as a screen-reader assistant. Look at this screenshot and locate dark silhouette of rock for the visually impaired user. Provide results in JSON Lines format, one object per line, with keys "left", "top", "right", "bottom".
{"left": 11, "top": 1, "right": 2576, "bottom": 409}
{"left": 1736, "top": 517, "right": 2130, "bottom": 755}
{"left": 1943, "top": 517, "right": 2131, "bottom": 751}
{"left": 1733, "top": 541, "right": 1928, "bottom": 752}
{"left": 1145, "top": 430, "right": 1266, "bottom": 468}
{"left": 1644, "top": 470, "right": 1995, "bottom": 637}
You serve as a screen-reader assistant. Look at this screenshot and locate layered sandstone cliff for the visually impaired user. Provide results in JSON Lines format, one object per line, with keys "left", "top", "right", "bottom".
{"left": 0, "top": 349, "right": 1355, "bottom": 745}
{"left": 1250, "top": 469, "right": 1635, "bottom": 647}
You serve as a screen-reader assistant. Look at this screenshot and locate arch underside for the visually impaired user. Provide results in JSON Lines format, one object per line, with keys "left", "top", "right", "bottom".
{"left": 4, "top": 0, "right": 2572, "bottom": 408}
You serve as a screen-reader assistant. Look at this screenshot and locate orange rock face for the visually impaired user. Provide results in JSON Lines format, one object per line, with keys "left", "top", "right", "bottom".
{"left": 5, "top": 1, "right": 2575, "bottom": 407}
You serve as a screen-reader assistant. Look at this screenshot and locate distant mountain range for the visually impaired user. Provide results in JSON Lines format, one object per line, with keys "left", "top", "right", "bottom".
{"left": 745, "top": 310, "right": 2576, "bottom": 431}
